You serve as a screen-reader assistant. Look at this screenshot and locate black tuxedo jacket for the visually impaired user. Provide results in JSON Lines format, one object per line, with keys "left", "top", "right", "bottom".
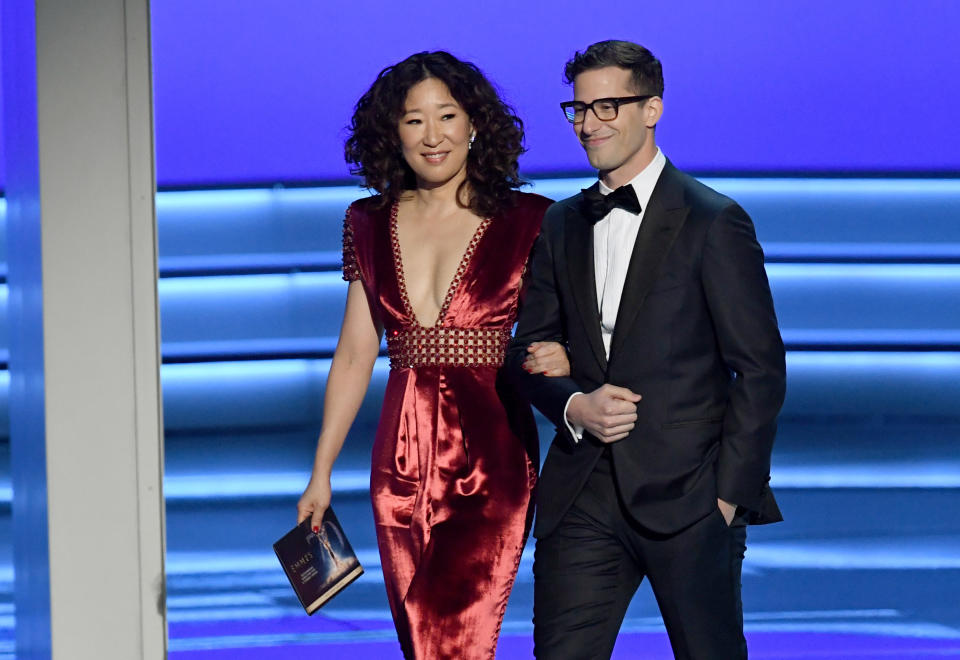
{"left": 507, "top": 161, "right": 786, "bottom": 538}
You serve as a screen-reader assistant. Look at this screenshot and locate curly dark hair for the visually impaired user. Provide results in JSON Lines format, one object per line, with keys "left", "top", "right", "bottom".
{"left": 344, "top": 51, "right": 526, "bottom": 218}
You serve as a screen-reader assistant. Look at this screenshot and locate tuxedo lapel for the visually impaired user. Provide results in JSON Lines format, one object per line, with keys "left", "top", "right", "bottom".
{"left": 608, "top": 163, "right": 689, "bottom": 364}
{"left": 563, "top": 195, "right": 607, "bottom": 371}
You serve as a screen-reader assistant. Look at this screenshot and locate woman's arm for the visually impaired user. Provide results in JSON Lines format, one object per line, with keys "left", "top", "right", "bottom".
{"left": 297, "top": 281, "right": 383, "bottom": 530}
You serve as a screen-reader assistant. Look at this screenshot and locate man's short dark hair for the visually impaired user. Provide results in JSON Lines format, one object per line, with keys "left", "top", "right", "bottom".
{"left": 564, "top": 40, "right": 664, "bottom": 97}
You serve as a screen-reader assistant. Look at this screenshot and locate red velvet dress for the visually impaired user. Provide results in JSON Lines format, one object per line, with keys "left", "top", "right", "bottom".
{"left": 342, "top": 192, "right": 551, "bottom": 659}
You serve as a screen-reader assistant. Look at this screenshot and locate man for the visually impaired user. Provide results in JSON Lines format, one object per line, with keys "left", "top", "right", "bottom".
{"left": 508, "top": 40, "right": 786, "bottom": 659}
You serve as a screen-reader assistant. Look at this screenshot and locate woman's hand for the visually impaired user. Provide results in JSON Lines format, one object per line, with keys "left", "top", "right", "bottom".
{"left": 297, "top": 474, "right": 332, "bottom": 532}
{"left": 522, "top": 341, "right": 570, "bottom": 378}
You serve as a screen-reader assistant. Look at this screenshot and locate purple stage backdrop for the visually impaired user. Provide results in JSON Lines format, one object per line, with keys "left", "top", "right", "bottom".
{"left": 2, "top": 1, "right": 959, "bottom": 188}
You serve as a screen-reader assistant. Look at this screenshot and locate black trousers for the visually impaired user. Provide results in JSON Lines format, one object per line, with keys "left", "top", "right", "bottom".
{"left": 533, "top": 454, "right": 748, "bottom": 660}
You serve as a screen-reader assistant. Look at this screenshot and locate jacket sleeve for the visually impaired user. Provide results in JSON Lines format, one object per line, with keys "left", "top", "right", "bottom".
{"left": 702, "top": 203, "right": 787, "bottom": 512}
{"left": 505, "top": 206, "right": 582, "bottom": 449}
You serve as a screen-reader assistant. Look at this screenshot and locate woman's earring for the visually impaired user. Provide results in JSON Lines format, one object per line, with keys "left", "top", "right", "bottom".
{"left": 469, "top": 132, "right": 476, "bottom": 150}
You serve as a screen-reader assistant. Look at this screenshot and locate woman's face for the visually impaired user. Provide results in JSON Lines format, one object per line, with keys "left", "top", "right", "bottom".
{"left": 397, "top": 77, "right": 473, "bottom": 190}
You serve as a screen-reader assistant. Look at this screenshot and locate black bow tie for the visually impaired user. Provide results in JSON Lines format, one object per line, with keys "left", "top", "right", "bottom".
{"left": 580, "top": 183, "right": 642, "bottom": 224}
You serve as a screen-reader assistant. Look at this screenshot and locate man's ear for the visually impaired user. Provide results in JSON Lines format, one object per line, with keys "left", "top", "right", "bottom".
{"left": 645, "top": 97, "right": 664, "bottom": 128}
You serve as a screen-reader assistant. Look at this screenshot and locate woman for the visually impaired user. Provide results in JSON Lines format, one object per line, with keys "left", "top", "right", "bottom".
{"left": 297, "top": 51, "right": 567, "bottom": 658}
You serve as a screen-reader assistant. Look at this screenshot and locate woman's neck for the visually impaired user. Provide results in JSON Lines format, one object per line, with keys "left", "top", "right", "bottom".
{"left": 405, "top": 176, "right": 469, "bottom": 214}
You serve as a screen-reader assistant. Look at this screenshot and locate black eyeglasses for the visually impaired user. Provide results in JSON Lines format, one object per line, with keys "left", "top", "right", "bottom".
{"left": 560, "top": 95, "right": 655, "bottom": 123}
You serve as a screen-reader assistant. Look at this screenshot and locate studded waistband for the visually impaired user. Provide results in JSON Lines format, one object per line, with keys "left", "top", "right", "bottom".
{"left": 386, "top": 326, "right": 511, "bottom": 369}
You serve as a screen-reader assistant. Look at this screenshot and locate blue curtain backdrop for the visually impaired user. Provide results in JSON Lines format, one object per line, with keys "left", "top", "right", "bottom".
{"left": 3, "top": 0, "right": 960, "bottom": 187}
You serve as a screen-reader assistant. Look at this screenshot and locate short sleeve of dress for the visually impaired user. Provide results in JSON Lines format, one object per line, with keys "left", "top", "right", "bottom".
{"left": 341, "top": 206, "right": 361, "bottom": 282}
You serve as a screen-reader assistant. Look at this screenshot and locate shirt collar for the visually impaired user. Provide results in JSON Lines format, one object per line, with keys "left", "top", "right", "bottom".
{"left": 598, "top": 147, "right": 666, "bottom": 212}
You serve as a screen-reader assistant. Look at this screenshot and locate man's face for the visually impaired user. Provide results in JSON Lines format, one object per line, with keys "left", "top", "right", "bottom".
{"left": 571, "top": 66, "right": 661, "bottom": 184}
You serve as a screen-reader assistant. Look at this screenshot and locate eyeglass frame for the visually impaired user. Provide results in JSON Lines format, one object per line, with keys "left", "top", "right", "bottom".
{"left": 559, "top": 95, "right": 656, "bottom": 124}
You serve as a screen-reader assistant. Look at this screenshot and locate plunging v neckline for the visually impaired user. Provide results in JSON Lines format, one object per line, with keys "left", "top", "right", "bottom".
{"left": 390, "top": 201, "right": 492, "bottom": 329}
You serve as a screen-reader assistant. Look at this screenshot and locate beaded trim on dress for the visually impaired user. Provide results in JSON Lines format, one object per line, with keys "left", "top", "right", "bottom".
{"left": 389, "top": 201, "right": 492, "bottom": 328}
{"left": 386, "top": 326, "right": 511, "bottom": 369}
{"left": 341, "top": 205, "right": 361, "bottom": 282}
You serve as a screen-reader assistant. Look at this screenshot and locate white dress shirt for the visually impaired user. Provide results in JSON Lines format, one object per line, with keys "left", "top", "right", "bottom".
{"left": 564, "top": 148, "right": 667, "bottom": 441}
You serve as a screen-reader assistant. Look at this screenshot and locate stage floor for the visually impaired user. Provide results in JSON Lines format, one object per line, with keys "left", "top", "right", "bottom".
{"left": 167, "top": 616, "right": 960, "bottom": 659}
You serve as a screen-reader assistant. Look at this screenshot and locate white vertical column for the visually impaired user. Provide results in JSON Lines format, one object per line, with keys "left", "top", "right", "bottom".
{"left": 2, "top": 0, "right": 167, "bottom": 658}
